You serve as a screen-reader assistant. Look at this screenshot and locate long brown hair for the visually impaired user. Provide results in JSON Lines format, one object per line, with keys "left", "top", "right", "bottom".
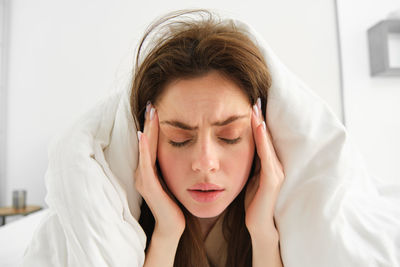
{"left": 130, "top": 9, "right": 271, "bottom": 267}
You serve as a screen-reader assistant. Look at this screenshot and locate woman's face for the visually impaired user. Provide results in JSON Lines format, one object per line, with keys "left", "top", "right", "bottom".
{"left": 155, "top": 70, "right": 255, "bottom": 218}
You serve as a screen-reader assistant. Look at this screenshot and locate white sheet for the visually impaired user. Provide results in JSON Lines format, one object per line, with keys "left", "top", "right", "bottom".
{"left": 21, "top": 15, "right": 400, "bottom": 267}
{"left": 0, "top": 209, "right": 49, "bottom": 267}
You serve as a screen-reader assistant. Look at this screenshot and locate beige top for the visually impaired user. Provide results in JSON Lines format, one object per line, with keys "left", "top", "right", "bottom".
{"left": 204, "top": 212, "right": 228, "bottom": 267}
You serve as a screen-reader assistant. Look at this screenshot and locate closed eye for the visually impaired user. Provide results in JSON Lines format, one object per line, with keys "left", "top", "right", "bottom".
{"left": 168, "top": 137, "right": 241, "bottom": 148}
{"left": 221, "top": 137, "right": 241, "bottom": 144}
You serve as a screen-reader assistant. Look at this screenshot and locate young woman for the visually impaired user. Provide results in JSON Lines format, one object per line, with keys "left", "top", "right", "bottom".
{"left": 131, "top": 9, "right": 285, "bottom": 267}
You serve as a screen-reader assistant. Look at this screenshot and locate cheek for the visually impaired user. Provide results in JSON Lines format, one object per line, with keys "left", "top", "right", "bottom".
{"left": 157, "top": 142, "right": 187, "bottom": 193}
{"left": 223, "top": 136, "right": 255, "bottom": 189}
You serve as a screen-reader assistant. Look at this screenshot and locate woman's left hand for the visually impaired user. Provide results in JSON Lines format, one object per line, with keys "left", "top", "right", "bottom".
{"left": 245, "top": 98, "right": 285, "bottom": 236}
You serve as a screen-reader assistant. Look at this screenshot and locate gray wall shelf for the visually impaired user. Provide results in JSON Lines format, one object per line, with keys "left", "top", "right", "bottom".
{"left": 368, "top": 19, "right": 400, "bottom": 76}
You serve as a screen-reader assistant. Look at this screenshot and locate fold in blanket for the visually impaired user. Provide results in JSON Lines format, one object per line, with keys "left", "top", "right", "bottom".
{"left": 22, "top": 17, "right": 400, "bottom": 267}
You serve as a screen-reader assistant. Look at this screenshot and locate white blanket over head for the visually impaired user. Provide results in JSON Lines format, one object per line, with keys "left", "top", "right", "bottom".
{"left": 22, "top": 18, "right": 400, "bottom": 267}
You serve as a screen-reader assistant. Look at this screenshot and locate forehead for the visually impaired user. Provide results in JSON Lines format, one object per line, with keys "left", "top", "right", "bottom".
{"left": 156, "top": 71, "right": 250, "bottom": 115}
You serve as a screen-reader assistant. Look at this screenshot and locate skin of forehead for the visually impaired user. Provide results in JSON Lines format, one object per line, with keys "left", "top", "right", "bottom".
{"left": 155, "top": 71, "right": 252, "bottom": 130}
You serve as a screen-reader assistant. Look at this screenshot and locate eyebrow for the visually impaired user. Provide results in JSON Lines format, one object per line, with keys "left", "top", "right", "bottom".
{"left": 160, "top": 114, "right": 248, "bottom": 131}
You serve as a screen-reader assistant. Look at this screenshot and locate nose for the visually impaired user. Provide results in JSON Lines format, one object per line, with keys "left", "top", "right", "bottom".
{"left": 191, "top": 135, "right": 219, "bottom": 174}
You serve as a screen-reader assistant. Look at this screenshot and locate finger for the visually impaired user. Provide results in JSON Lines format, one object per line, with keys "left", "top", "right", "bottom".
{"left": 139, "top": 119, "right": 173, "bottom": 196}
{"left": 257, "top": 97, "right": 274, "bottom": 142}
{"left": 136, "top": 131, "right": 149, "bottom": 192}
{"left": 137, "top": 132, "right": 154, "bottom": 178}
{"left": 137, "top": 132, "right": 168, "bottom": 197}
{"left": 137, "top": 131, "right": 182, "bottom": 221}
{"left": 136, "top": 133, "right": 161, "bottom": 216}
{"left": 245, "top": 174, "right": 260, "bottom": 210}
{"left": 254, "top": 98, "right": 275, "bottom": 148}
{"left": 143, "top": 102, "right": 159, "bottom": 166}
{"left": 251, "top": 101, "right": 285, "bottom": 187}
{"left": 251, "top": 102, "right": 269, "bottom": 164}
{"left": 251, "top": 100, "right": 281, "bottom": 167}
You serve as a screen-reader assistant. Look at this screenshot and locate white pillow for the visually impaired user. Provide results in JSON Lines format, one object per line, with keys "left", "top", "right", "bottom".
{"left": 21, "top": 17, "right": 400, "bottom": 267}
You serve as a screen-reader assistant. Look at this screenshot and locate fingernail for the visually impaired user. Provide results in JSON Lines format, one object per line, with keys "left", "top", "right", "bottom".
{"left": 146, "top": 101, "right": 151, "bottom": 113}
{"left": 146, "top": 101, "right": 151, "bottom": 112}
{"left": 150, "top": 107, "right": 155, "bottom": 120}
{"left": 144, "top": 101, "right": 151, "bottom": 120}
{"left": 262, "top": 121, "right": 266, "bottom": 131}
{"left": 257, "top": 97, "right": 261, "bottom": 110}
{"left": 253, "top": 104, "right": 259, "bottom": 117}
{"left": 137, "top": 131, "right": 142, "bottom": 142}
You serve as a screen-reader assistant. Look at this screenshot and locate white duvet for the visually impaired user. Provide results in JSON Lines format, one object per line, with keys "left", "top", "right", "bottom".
{"left": 22, "top": 18, "right": 400, "bottom": 267}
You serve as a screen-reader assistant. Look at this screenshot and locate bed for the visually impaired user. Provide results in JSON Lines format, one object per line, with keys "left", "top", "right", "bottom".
{"left": 0, "top": 208, "right": 49, "bottom": 267}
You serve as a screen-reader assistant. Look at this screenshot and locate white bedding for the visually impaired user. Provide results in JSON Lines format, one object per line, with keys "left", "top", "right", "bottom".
{"left": 0, "top": 209, "right": 49, "bottom": 267}
{"left": 21, "top": 15, "right": 400, "bottom": 267}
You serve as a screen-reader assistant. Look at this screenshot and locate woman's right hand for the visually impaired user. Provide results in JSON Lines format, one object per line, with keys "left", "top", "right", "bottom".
{"left": 135, "top": 102, "right": 186, "bottom": 237}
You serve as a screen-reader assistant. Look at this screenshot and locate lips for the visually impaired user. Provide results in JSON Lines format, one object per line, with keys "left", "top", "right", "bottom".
{"left": 188, "top": 183, "right": 224, "bottom": 191}
{"left": 188, "top": 183, "right": 225, "bottom": 203}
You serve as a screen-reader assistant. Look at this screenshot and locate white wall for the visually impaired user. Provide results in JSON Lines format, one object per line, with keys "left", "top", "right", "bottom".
{"left": 2, "top": 0, "right": 341, "bottom": 207}
{"left": 337, "top": 0, "right": 400, "bottom": 185}
{"left": 0, "top": 0, "right": 9, "bottom": 206}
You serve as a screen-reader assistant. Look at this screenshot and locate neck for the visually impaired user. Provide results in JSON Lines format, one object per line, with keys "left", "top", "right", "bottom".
{"left": 198, "top": 216, "right": 219, "bottom": 241}
{"left": 197, "top": 210, "right": 226, "bottom": 241}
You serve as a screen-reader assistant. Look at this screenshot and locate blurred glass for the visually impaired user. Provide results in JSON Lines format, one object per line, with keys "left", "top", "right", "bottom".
{"left": 12, "top": 190, "right": 27, "bottom": 209}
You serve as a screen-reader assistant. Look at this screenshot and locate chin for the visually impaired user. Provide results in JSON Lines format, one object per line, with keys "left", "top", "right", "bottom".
{"left": 184, "top": 202, "right": 228, "bottom": 218}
